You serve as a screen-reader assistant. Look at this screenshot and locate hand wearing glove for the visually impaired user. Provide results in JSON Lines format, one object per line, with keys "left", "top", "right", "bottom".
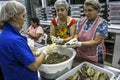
{"left": 64, "top": 38, "right": 78, "bottom": 47}
{"left": 41, "top": 43, "right": 58, "bottom": 56}
{"left": 64, "top": 38, "right": 82, "bottom": 48}
{"left": 51, "top": 36, "right": 57, "bottom": 43}
{"left": 67, "top": 41, "right": 82, "bottom": 48}
{"left": 67, "top": 38, "right": 78, "bottom": 43}
{"left": 51, "top": 36, "right": 63, "bottom": 44}
{"left": 56, "top": 37, "right": 63, "bottom": 44}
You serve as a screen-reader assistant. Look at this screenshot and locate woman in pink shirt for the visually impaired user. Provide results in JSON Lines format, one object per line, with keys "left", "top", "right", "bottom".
{"left": 27, "top": 18, "right": 44, "bottom": 44}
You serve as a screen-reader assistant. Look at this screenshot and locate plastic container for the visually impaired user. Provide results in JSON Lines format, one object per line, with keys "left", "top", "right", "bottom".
{"left": 56, "top": 62, "right": 115, "bottom": 80}
{"left": 38, "top": 46, "right": 76, "bottom": 79}
{"left": 117, "top": 74, "right": 120, "bottom": 80}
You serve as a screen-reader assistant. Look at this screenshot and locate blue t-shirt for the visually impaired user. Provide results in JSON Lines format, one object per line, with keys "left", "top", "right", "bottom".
{"left": 0, "top": 23, "right": 38, "bottom": 80}
{"left": 77, "top": 18, "right": 108, "bottom": 37}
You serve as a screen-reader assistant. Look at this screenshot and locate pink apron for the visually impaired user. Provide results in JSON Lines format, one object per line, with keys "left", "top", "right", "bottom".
{"left": 76, "top": 16, "right": 106, "bottom": 62}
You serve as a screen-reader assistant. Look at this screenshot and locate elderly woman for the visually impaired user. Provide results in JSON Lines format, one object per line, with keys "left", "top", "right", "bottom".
{"left": 65, "top": 0, "right": 108, "bottom": 64}
{"left": 0, "top": 1, "right": 53, "bottom": 80}
{"left": 50, "top": 0, "right": 77, "bottom": 44}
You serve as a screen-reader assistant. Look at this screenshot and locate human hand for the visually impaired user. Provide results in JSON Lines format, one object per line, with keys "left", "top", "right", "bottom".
{"left": 51, "top": 36, "right": 63, "bottom": 44}
{"left": 51, "top": 36, "right": 57, "bottom": 43}
{"left": 67, "top": 38, "right": 78, "bottom": 43}
{"left": 42, "top": 43, "right": 58, "bottom": 56}
{"left": 56, "top": 37, "right": 63, "bottom": 43}
{"left": 64, "top": 38, "right": 78, "bottom": 46}
{"left": 64, "top": 39, "right": 82, "bottom": 48}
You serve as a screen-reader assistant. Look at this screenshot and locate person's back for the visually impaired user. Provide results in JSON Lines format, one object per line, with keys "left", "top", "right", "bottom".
{"left": 0, "top": 1, "right": 38, "bottom": 80}
{"left": 0, "top": 20, "right": 38, "bottom": 80}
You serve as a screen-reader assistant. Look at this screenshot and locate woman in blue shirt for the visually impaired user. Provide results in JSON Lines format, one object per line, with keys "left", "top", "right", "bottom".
{"left": 0, "top": 1, "right": 51, "bottom": 80}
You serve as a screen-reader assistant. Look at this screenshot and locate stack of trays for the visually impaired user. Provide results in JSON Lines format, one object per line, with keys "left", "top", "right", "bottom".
{"left": 108, "top": 2, "right": 120, "bottom": 24}
{"left": 35, "top": 7, "right": 47, "bottom": 21}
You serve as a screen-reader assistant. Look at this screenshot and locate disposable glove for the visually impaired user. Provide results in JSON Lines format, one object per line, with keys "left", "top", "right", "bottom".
{"left": 51, "top": 36, "right": 57, "bottom": 43}
{"left": 64, "top": 39, "right": 82, "bottom": 48}
{"left": 41, "top": 43, "right": 58, "bottom": 56}
{"left": 67, "top": 38, "right": 78, "bottom": 43}
{"left": 64, "top": 38, "right": 78, "bottom": 47}
{"left": 51, "top": 36, "right": 63, "bottom": 44}
{"left": 56, "top": 37, "right": 63, "bottom": 43}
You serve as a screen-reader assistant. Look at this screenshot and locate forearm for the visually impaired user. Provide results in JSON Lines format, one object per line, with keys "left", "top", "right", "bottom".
{"left": 63, "top": 36, "right": 73, "bottom": 42}
{"left": 28, "top": 33, "right": 35, "bottom": 38}
{"left": 28, "top": 33, "right": 40, "bottom": 39}
{"left": 28, "top": 53, "right": 45, "bottom": 71}
{"left": 81, "top": 40, "right": 100, "bottom": 47}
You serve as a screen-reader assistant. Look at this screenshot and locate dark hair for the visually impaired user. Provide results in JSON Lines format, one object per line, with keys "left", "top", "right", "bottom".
{"left": 30, "top": 18, "right": 39, "bottom": 25}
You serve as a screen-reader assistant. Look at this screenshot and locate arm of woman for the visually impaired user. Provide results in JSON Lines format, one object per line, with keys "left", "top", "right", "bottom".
{"left": 81, "top": 34, "right": 104, "bottom": 47}
{"left": 28, "top": 26, "right": 43, "bottom": 39}
{"left": 50, "top": 22, "right": 56, "bottom": 38}
{"left": 28, "top": 33, "right": 42, "bottom": 39}
{"left": 77, "top": 20, "right": 108, "bottom": 47}
{"left": 28, "top": 53, "right": 45, "bottom": 71}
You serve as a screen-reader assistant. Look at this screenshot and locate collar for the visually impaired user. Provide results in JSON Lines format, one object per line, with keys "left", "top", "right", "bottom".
{"left": 4, "top": 22, "right": 21, "bottom": 35}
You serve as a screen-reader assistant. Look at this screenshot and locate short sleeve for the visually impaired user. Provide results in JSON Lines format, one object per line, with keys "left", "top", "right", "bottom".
{"left": 51, "top": 18, "right": 57, "bottom": 26}
{"left": 96, "top": 20, "right": 108, "bottom": 37}
{"left": 12, "top": 39, "right": 35, "bottom": 67}
{"left": 68, "top": 18, "right": 77, "bottom": 27}
{"left": 76, "top": 18, "right": 82, "bottom": 30}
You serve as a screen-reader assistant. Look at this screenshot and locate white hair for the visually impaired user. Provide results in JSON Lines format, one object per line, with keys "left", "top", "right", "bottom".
{"left": 0, "top": 1, "right": 25, "bottom": 22}
{"left": 54, "top": 0, "right": 69, "bottom": 11}
{"left": 84, "top": 0, "right": 101, "bottom": 11}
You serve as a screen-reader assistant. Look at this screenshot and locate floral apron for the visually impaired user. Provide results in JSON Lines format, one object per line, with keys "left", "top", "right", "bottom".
{"left": 55, "top": 23, "right": 70, "bottom": 39}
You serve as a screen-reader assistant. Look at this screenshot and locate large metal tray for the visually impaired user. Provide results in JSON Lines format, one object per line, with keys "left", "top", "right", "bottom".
{"left": 56, "top": 62, "right": 115, "bottom": 80}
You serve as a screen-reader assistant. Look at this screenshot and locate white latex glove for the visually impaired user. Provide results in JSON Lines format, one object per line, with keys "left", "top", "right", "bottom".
{"left": 41, "top": 43, "right": 58, "bottom": 56}
{"left": 51, "top": 37, "right": 63, "bottom": 44}
{"left": 64, "top": 40, "right": 82, "bottom": 48}
{"left": 51, "top": 36, "right": 57, "bottom": 43}
{"left": 67, "top": 38, "right": 78, "bottom": 43}
{"left": 56, "top": 37, "right": 63, "bottom": 43}
{"left": 64, "top": 38, "right": 78, "bottom": 47}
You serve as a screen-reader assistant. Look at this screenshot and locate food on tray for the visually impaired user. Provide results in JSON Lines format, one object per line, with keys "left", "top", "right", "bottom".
{"left": 99, "top": 73, "right": 109, "bottom": 80}
{"left": 42, "top": 52, "right": 70, "bottom": 64}
{"left": 66, "top": 63, "right": 110, "bottom": 80}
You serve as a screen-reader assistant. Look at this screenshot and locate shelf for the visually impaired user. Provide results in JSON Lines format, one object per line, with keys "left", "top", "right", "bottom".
{"left": 105, "top": 39, "right": 114, "bottom": 43}
{"left": 104, "top": 61, "right": 112, "bottom": 66}
{"left": 104, "top": 53, "right": 113, "bottom": 66}
{"left": 106, "top": 53, "right": 113, "bottom": 56}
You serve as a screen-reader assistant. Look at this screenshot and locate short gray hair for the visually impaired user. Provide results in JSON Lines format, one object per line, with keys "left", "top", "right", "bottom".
{"left": 54, "top": 0, "right": 69, "bottom": 11}
{"left": 0, "top": 1, "right": 25, "bottom": 22}
{"left": 84, "top": 0, "right": 101, "bottom": 11}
